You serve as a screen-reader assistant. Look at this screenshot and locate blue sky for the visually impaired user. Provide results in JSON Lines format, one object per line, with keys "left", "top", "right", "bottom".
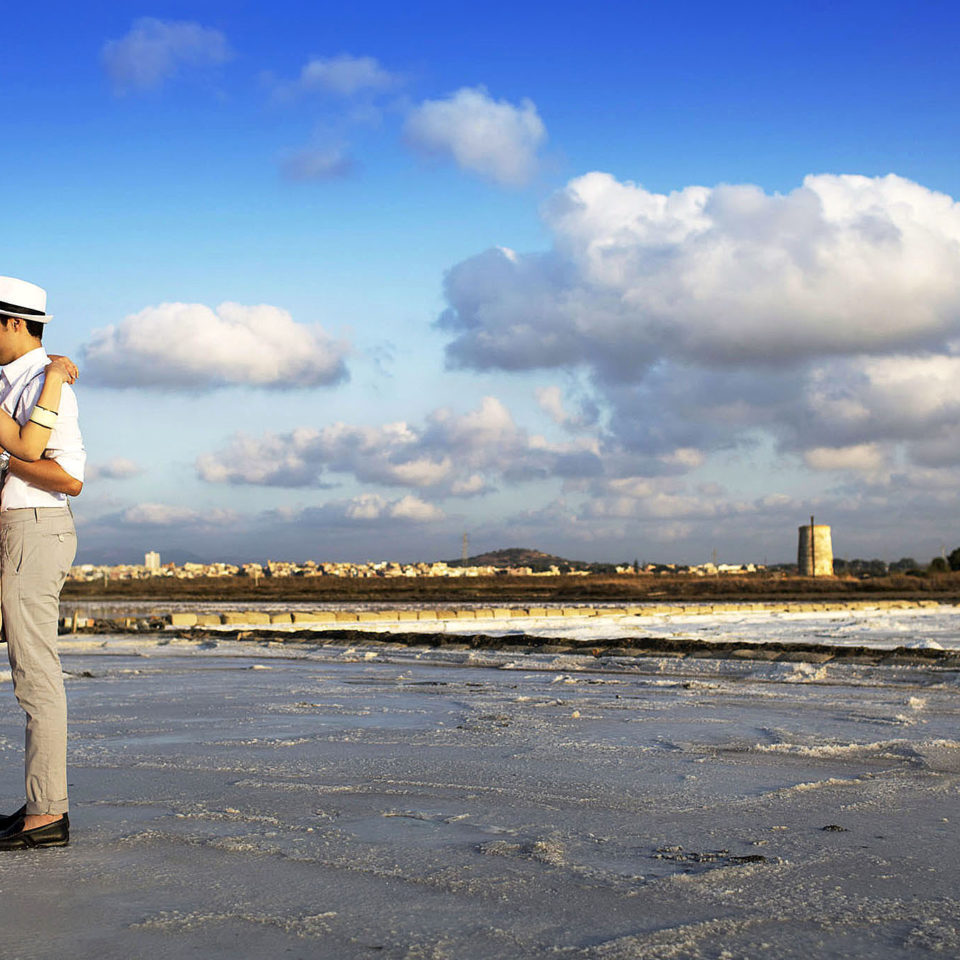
{"left": 5, "top": 0, "right": 960, "bottom": 564}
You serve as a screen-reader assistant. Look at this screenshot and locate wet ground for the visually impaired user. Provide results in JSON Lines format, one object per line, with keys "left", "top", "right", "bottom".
{"left": 0, "top": 636, "right": 958, "bottom": 959}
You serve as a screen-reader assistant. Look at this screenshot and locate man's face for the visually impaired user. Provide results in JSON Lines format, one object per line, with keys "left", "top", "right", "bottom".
{"left": 0, "top": 317, "right": 22, "bottom": 365}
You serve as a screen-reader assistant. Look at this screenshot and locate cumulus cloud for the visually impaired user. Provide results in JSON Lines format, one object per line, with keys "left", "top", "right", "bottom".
{"left": 569, "top": 470, "right": 759, "bottom": 525}
{"left": 801, "top": 354, "right": 960, "bottom": 445}
{"left": 122, "top": 503, "right": 238, "bottom": 526}
{"left": 196, "top": 395, "right": 636, "bottom": 494}
{"left": 437, "top": 169, "right": 960, "bottom": 492}
{"left": 405, "top": 86, "right": 546, "bottom": 186}
{"left": 536, "top": 386, "right": 569, "bottom": 425}
{"left": 659, "top": 448, "right": 706, "bottom": 471}
{"left": 87, "top": 458, "right": 143, "bottom": 481}
{"left": 278, "top": 54, "right": 399, "bottom": 97}
{"left": 274, "top": 494, "right": 445, "bottom": 528}
{"left": 82, "top": 301, "right": 349, "bottom": 390}
{"left": 582, "top": 491, "right": 737, "bottom": 521}
{"left": 195, "top": 391, "right": 725, "bottom": 548}
{"left": 102, "top": 18, "right": 232, "bottom": 93}
{"left": 785, "top": 351, "right": 960, "bottom": 471}
{"left": 442, "top": 172, "right": 960, "bottom": 374}
{"left": 358, "top": 493, "right": 444, "bottom": 522}
{"left": 534, "top": 384, "right": 600, "bottom": 433}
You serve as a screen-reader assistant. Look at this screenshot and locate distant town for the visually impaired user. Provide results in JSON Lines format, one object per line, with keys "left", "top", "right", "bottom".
{"left": 68, "top": 549, "right": 771, "bottom": 583}
{"left": 68, "top": 547, "right": 948, "bottom": 584}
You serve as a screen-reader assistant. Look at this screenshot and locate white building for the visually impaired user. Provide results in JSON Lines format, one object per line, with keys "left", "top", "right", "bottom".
{"left": 144, "top": 551, "right": 161, "bottom": 571}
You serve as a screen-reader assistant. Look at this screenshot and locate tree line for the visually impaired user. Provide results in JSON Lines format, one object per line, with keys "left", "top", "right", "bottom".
{"left": 834, "top": 551, "right": 960, "bottom": 576}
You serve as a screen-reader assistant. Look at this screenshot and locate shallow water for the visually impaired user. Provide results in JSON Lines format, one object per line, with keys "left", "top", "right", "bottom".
{"left": 0, "top": 635, "right": 958, "bottom": 958}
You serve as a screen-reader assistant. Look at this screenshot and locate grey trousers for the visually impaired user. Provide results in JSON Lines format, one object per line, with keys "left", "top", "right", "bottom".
{"left": 1, "top": 506, "right": 77, "bottom": 816}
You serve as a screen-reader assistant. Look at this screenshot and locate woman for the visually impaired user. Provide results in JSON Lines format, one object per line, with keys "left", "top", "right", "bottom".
{"left": 0, "top": 354, "right": 77, "bottom": 460}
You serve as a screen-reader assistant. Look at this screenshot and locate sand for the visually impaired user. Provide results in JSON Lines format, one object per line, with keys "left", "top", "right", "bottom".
{"left": 0, "top": 619, "right": 958, "bottom": 958}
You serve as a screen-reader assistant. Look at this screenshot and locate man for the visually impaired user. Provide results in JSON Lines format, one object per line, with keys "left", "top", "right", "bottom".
{"left": 0, "top": 276, "right": 84, "bottom": 850}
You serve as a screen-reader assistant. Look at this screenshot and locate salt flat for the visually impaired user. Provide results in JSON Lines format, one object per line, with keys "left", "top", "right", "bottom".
{"left": 0, "top": 626, "right": 959, "bottom": 959}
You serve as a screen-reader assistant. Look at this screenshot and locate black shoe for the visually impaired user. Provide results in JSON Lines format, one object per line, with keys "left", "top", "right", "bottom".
{"left": 0, "top": 805, "right": 26, "bottom": 832}
{"left": 0, "top": 813, "right": 69, "bottom": 849}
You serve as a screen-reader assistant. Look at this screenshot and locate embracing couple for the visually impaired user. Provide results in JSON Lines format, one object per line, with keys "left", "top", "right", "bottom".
{"left": 0, "top": 276, "right": 86, "bottom": 850}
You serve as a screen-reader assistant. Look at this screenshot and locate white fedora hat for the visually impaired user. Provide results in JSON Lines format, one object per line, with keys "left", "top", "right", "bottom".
{"left": 0, "top": 276, "right": 52, "bottom": 322}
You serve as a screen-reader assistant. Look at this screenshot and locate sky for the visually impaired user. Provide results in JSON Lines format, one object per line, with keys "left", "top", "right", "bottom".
{"left": 4, "top": 0, "right": 960, "bottom": 565}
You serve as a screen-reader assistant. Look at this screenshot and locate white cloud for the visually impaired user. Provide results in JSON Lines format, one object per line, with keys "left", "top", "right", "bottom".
{"left": 312, "top": 493, "right": 445, "bottom": 524}
{"left": 438, "top": 169, "right": 960, "bottom": 491}
{"left": 804, "top": 444, "right": 883, "bottom": 472}
{"left": 583, "top": 492, "right": 726, "bottom": 521}
{"left": 122, "top": 503, "right": 238, "bottom": 526}
{"left": 345, "top": 493, "right": 388, "bottom": 520}
{"left": 802, "top": 354, "right": 960, "bottom": 442}
{"left": 789, "top": 352, "right": 960, "bottom": 470}
{"left": 388, "top": 495, "right": 445, "bottom": 522}
{"left": 658, "top": 448, "right": 706, "bottom": 470}
{"left": 280, "top": 144, "right": 355, "bottom": 181}
{"left": 442, "top": 172, "right": 960, "bottom": 373}
{"left": 281, "top": 54, "right": 398, "bottom": 97}
{"left": 574, "top": 471, "right": 762, "bottom": 524}
{"left": 87, "top": 458, "right": 142, "bottom": 481}
{"left": 450, "top": 474, "right": 491, "bottom": 496}
{"left": 82, "top": 301, "right": 349, "bottom": 390}
{"left": 405, "top": 86, "right": 546, "bottom": 186}
{"left": 102, "top": 18, "right": 232, "bottom": 93}
{"left": 535, "top": 386, "right": 569, "bottom": 425}
{"left": 195, "top": 428, "right": 323, "bottom": 486}
{"left": 197, "top": 396, "right": 608, "bottom": 494}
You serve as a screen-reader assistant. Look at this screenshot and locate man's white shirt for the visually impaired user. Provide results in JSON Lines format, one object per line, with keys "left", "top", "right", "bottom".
{"left": 0, "top": 348, "right": 85, "bottom": 511}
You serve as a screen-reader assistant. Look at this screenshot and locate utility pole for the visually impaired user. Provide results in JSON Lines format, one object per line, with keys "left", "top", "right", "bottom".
{"left": 810, "top": 514, "right": 816, "bottom": 578}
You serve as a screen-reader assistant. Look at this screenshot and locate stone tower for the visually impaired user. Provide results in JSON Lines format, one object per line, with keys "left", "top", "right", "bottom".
{"left": 798, "top": 522, "right": 833, "bottom": 577}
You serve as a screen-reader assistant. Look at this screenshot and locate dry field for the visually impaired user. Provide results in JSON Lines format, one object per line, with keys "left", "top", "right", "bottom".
{"left": 63, "top": 571, "right": 960, "bottom": 604}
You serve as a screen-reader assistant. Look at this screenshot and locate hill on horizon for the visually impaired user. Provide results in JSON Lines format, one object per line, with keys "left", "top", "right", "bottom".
{"left": 448, "top": 547, "right": 582, "bottom": 570}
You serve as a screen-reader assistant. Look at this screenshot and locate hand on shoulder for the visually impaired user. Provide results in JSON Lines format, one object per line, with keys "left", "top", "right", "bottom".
{"left": 45, "top": 355, "right": 78, "bottom": 384}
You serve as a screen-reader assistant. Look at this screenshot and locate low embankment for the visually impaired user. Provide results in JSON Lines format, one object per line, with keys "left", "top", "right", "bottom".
{"left": 60, "top": 598, "right": 960, "bottom": 668}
